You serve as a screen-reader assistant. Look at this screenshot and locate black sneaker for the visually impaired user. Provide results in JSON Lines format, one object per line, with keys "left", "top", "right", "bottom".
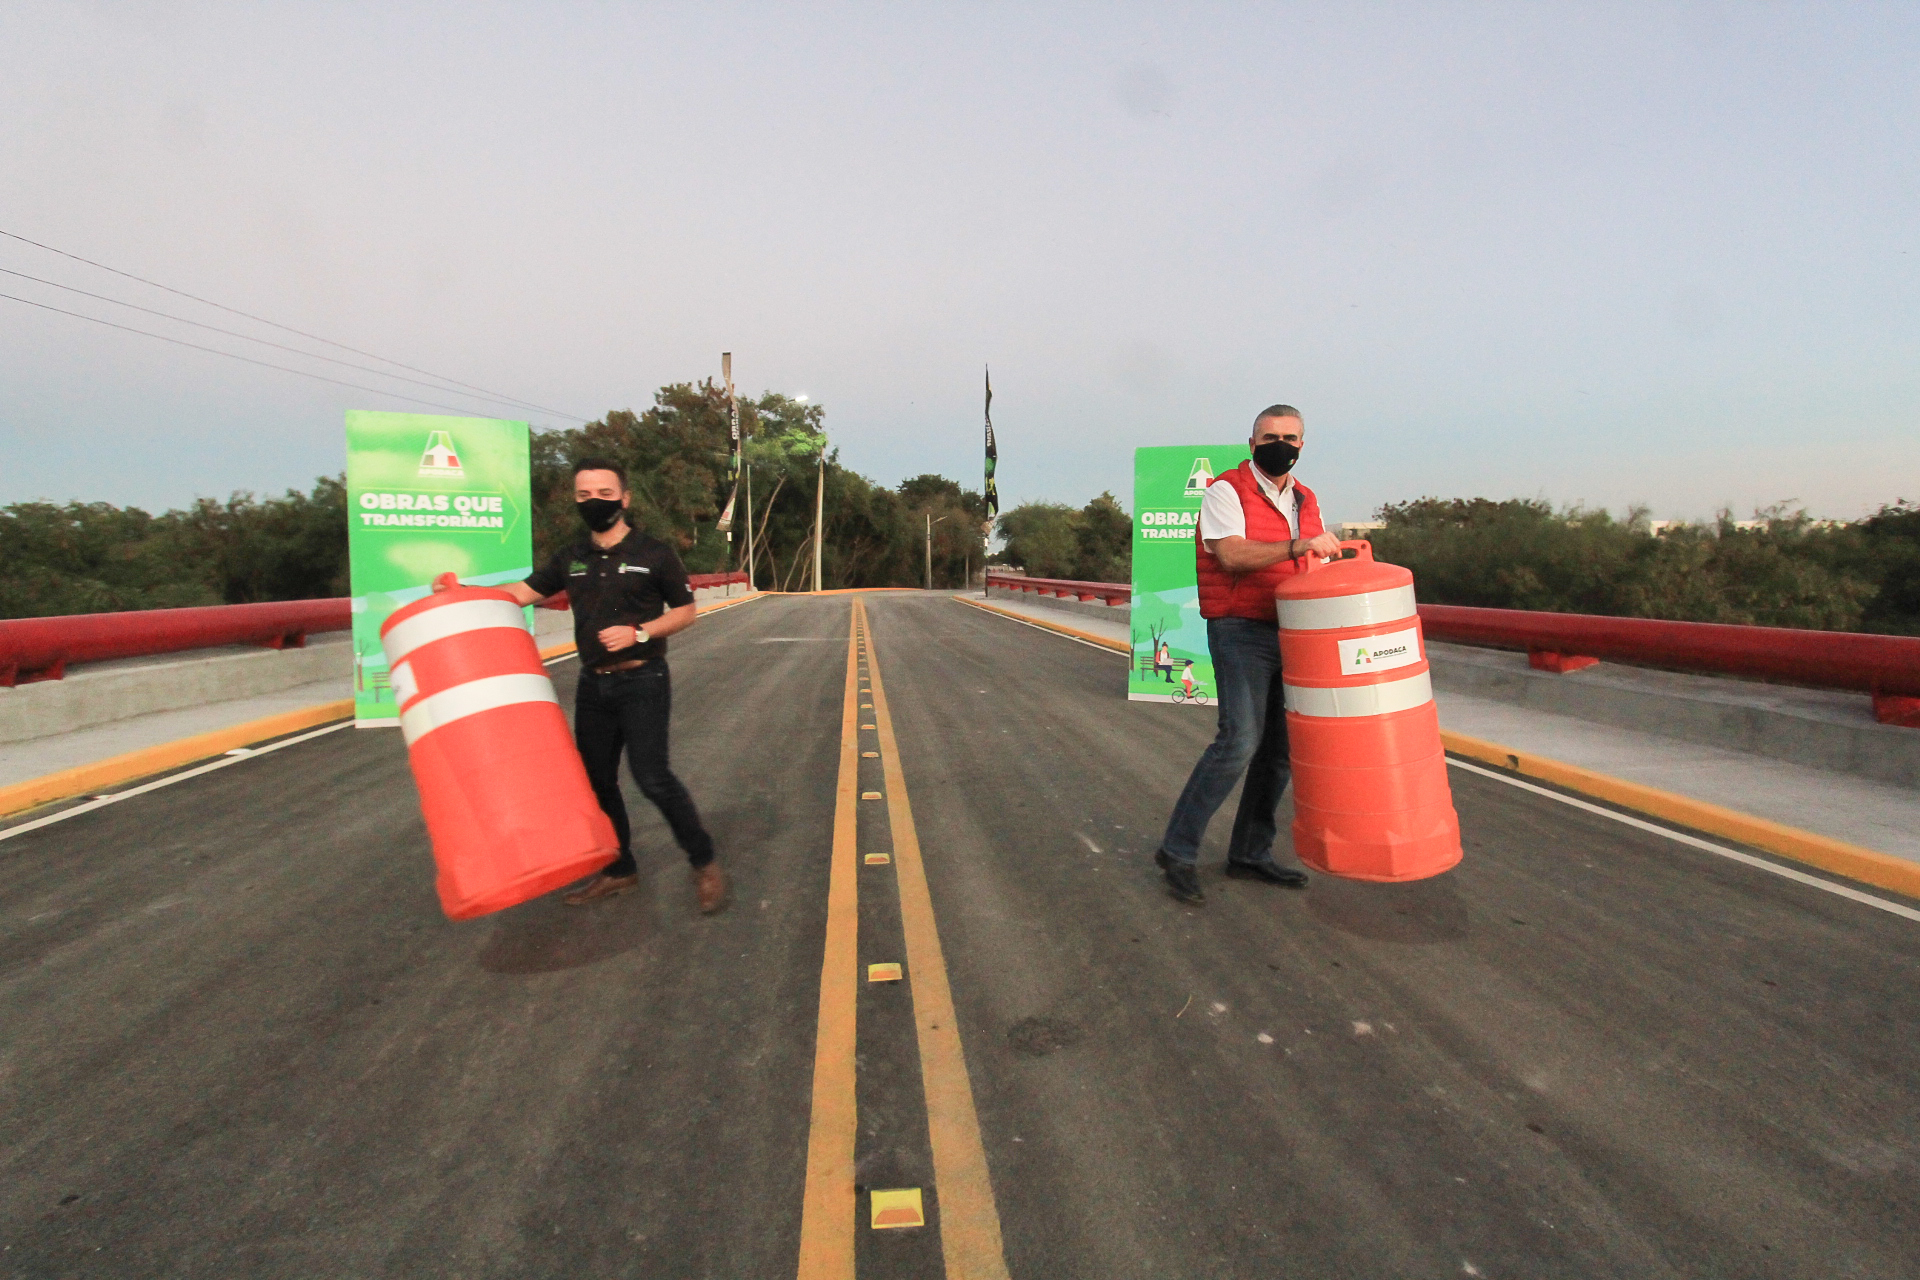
{"left": 1224, "top": 860, "right": 1309, "bottom": 889}
{"left": 1154, "top": 850, "right": 1205, "bottom": 905}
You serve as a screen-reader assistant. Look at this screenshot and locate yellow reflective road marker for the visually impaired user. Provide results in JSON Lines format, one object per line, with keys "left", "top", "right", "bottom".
{"left": 868, "top": 962, "right": 904, "bottom": 982}
{"left": 862, "top": 791, "right": 883, "bottom": 800}
{"left": 870, "top": 1188, "right": 925, "bottom": 1229}
{"left": 865, "top": 852, "right": 892, "bottom": 865}
{"left": 860, "top": 723, "right": 876, "bottom": 729}
{"left": 796, "top": 603, "right": 864, "bottom": 1280}
{"left": 862, "top": 751, "right": 880, "bottom": 758}
{"left": 854, "top": 598, "right": 1012, "bottom": 1280}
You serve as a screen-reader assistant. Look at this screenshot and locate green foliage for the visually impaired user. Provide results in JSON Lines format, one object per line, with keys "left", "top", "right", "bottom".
{"left": 0, "top": 379, "right": 1006, "bottom": 617}
{"left": 530, "top": 385, "right": 989, "bottom": 590}
{"left": 0, "top": 478, "right": 349, "bottom": 619}
{"left": 994, "top": 491, "right": 1133, "bottom": 582}
{"left": 1370, "top": 497, "right": 1918, "bottom": 633}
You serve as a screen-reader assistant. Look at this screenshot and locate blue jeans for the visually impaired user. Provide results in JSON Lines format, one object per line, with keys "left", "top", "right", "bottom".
{"left": 1158, "top": 617, "right": 1292, "bottom": 867}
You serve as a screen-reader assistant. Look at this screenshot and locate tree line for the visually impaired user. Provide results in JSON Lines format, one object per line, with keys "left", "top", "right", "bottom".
{"left": 1367, "top": 498, "right": 1920, "bottom": 635}
{"left": 8, "top": 379, "right": 1918, "bottom": 637}
{"left": 0, "top": 380, "right": 996, "bottom": 618}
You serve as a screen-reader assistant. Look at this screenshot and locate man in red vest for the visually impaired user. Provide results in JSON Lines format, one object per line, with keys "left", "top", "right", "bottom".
{"left": 1154, "top": 405, "right": 1343, "bottom": 905}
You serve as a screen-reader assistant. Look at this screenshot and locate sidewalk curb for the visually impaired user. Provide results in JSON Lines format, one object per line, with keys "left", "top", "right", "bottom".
{"left": 955, "top": 590, "right": 1918, "bottom": 902}
{"left": 1442, "top": 730, "right": 1920, "bottom": 902}
{"left": 954, "top": 596, "right": 1130, "bottom": 654}
{"left": 0, "top": 700, "right": 355, "bottom": 818}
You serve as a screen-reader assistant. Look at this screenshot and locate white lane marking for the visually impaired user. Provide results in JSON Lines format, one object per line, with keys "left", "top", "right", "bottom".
{"left": 0, "top": 722, "right": 354, "bottom": 844}
{"left": 1447, "top": 757, "right": 1920, "bottom": 924}
{"left": 543, "top": 652, "right": 577, "bottom": 666}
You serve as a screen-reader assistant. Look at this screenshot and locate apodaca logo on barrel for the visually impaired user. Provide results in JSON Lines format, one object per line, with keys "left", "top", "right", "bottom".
{"left": 1338, "top": 626, "right": 1422, "bottom": 672}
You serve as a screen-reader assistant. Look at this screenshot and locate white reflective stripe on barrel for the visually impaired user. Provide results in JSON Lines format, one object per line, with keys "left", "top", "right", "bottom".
{"left": 1276, "top": 584, "right": 1418, "bottom": 633}
{"left": 1283, "top": 669, "right": 1433, "bottom": 718}
{"left": 391, "top": 659, "right": 419, "bottom": 709}
{"left": 381, "top": 598, "right": 528, "bottom": 666}
{"left": 399, "top": 672, "right": 557, "bottom": 746}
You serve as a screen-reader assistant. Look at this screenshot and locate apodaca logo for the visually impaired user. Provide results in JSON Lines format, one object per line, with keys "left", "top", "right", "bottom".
{"left": 1184, "top": 458, "right": 1214, "bottom": 494}
{"left": 418, "top": 430, "right": 464, "bottom": 478}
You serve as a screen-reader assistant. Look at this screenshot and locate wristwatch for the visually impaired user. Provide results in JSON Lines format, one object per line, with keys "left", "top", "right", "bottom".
{"left": 635, "top": 627, "right": 651, "bottom": 645}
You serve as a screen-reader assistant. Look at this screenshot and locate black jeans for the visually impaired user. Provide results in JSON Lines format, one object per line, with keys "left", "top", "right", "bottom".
{"left": 574, "top": 661, "right": 715, "bottom": 873}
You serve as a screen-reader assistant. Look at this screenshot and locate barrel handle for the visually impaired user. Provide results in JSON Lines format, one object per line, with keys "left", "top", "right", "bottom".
{"left": 1303, "top": 539, "right": 1374, "bottom": 570}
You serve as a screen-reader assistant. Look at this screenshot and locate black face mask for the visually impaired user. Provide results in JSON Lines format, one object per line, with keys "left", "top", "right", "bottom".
{"left": 1251, "top": 439, "right": 1300, "bottom": 478}
{"left": 576, "top": 497, "right": 626, "bottom": 533}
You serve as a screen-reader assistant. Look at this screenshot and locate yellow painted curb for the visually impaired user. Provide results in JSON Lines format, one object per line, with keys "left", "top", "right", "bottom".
{"left": 954, "top": 595, "right": 1131, "bottom": 654}
{"left": 0, "top": 699, "right": 355, "bottom": 818}
{"left": 1442, "top": 729, "right": 1920, "bottom": 902}
{"left": 696, "top": 590, "right": 766, "bottom": 613}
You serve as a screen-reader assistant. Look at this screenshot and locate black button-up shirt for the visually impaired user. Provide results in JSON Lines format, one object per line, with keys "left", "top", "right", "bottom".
{"left": 525, "top": 530, "right": 695, "bottom": 669}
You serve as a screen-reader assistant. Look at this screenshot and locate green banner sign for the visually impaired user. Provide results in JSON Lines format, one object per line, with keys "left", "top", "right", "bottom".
{"left": 346, "top": 411, "right": 533, "bottom": 725}
{"left": 1129, "top": 443, "right": 1249, "bottom": 704}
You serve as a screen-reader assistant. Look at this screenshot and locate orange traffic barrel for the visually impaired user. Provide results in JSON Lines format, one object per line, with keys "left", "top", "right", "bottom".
{"left": 1274, "top": 542, "right": 1461, "bottom": 881}
{"left": 380, "top": 578, "right": 617, "bottom": 919}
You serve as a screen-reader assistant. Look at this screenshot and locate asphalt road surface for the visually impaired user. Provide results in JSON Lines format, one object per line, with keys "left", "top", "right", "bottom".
{"left": 4, "top": 592, "right": 1916, "bottom": 1280}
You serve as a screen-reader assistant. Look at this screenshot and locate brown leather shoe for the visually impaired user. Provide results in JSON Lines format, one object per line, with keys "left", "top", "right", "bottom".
{"left": 563, "top": 872, "right": 640, "bottom": 906}
{"left": 694, "top": 862, "right": 729, "bottom": 915}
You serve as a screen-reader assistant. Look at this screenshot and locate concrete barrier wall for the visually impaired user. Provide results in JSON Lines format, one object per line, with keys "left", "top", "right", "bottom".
{"left": 1426, "top": 641, "right": 1920, "bottom": 790}
{"left": 0, "top": 636, "right": 354, "bottom": 746}
{"left": 0, "top": 587, "right": 761, "bottom": 749}
{"left": 0, "top": 606, "right": 592, "bottom": 747}
{"left": 986, "top": 584, "right": 1129, "bottom": 625}
{"left": 992, "top": 587, "right": 1920, "bottom": 792}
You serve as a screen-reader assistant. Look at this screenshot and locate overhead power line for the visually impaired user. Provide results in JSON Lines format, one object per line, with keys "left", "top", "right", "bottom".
{"left": 0, "top": 266, "right": 582, "bottom": 421}
{"left": 2, "top": 291, "right": 523, "bottom": 419}
{"left": 0, "top": 227, "right": 588, "bottom": 422}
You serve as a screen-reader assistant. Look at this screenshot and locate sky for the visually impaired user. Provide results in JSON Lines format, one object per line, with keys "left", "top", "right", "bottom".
{"left": 3, "top": 1, "right": 1916, "bottom": 528}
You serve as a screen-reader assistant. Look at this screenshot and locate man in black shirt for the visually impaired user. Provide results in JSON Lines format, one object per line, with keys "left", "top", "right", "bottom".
{"left": 495, "top": 457, "right": 727, "bottom": 913}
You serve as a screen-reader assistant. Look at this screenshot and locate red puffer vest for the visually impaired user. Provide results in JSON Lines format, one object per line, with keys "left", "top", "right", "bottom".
{"left": 1195, "top": 462, "right": 1325, "bottom": 623}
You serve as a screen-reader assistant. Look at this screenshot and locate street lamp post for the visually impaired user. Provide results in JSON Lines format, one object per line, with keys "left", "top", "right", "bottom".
{"left": 812, "top": 435, "right": 826, "bottom": 594}
{"left": 925, "top": 512, "right": 950, "bottom": 591}
{"left": 742, "top": 461, "right": 755, "bottom": 591}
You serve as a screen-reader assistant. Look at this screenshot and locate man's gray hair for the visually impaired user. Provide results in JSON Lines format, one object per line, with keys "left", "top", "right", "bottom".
{"left": 1254, "top": 404, "right": 1303, "bottom": 428}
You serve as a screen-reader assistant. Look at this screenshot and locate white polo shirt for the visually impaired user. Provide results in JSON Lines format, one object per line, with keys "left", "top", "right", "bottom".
{"left": 1198, "top": 465, "right": 1300, "bottom": 548}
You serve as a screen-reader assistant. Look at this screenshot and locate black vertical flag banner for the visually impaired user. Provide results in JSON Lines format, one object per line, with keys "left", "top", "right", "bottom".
{"left": 717, "top": 352, "right": 740, "bottom": 533}
{"left": 983, "top": 366, "right": 998, "bottom": 551}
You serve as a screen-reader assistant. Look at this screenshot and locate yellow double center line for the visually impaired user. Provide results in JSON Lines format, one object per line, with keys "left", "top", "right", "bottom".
{"left": 797, "top": 599, "right": 1010, "bottom": 1280}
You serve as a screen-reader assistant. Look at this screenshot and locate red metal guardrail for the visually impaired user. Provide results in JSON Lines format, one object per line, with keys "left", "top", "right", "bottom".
{"left": 984, "top": 571, "right": 1920, "bottom": 727}
{"left": 0, "top": 599, "right": 350, "bottom": 687}
{"left": 984, "top": 571, "right": 1131, "bottom": 608}
{"left": 1418, "top": 605, "right": 1920, "bottom": 725}
{"left": 0, "top": 572, "right": 754, "bottom": 686}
